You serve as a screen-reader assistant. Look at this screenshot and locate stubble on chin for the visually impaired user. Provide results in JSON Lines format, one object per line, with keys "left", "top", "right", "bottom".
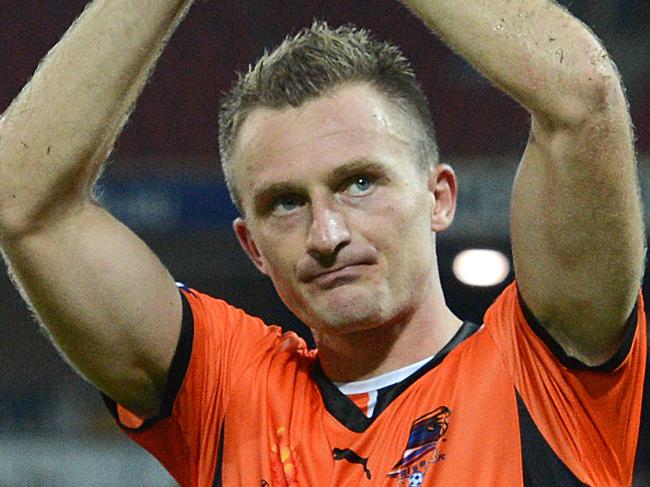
{"left": 300, "top": 285, "right": 393, "bottom": 336}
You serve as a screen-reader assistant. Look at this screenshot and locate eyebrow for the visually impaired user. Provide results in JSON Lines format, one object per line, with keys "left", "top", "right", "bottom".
{"left": 326, "top": 159, "right": 388, "bottom": 187}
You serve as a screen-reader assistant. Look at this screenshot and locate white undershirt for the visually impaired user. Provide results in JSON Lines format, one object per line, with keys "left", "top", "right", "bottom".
{"left": 334, "top": 354, "right": 436, "bottom": 417}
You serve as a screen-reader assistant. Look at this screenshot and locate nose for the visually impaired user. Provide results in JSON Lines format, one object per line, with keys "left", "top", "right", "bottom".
{"left": 306, "top": 199, "right": 351, "bottom": 262}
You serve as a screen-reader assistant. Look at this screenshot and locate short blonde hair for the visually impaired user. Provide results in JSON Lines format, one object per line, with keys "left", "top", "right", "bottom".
{"left": 219, "top": 21, "right": 438, "bottom": 213}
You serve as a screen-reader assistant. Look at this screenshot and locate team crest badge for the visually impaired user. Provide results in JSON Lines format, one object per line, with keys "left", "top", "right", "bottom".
{"left": 387, "top": 406, "right": 451, "bottom": 485}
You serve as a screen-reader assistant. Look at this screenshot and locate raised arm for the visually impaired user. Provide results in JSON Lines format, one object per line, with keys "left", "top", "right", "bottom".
{"left": 0, "top": 0, "right": 195, "bottom": 414}
{"left": 402, "top": 0, "right": 645, "bottom": 364}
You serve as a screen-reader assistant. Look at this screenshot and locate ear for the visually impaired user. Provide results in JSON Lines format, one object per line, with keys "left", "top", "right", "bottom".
{"left": 427, "top": 164, "right": 458, "bottom": 232}
{"left": 233, "top": 217, "right": 269, "bottom": 275}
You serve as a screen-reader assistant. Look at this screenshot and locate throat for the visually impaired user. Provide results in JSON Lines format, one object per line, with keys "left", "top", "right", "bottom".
{"left": 315, "top": 307, "right": 463, "bottom": 383}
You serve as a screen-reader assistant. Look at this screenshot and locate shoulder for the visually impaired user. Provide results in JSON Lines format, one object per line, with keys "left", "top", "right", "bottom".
{"left": 178, "top": 283, "right": 315, "bottom": 365}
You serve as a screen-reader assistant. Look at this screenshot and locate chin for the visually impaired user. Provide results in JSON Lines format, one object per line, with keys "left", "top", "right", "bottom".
{"left": 297, "top": 285, "right": 392, "bottom": 335}
{"left": 311, "top": 310, "right": 380, "bottom": 335}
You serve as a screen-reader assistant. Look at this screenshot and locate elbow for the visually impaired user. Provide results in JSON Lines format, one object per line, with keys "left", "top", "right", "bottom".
{"left": 0, "top": 199, "right": 52, "bottom": 241}
{"left": 577, "top": 59, "right": 626, "bottom": 122}
{"left": 0, "top": 205, "right": 38, "bottom": 242}
{"left": 0, "top": 195, "right": 90, "bottom": 243}
{"left": 536, "top": 50, "right": 628, "bottom": 132}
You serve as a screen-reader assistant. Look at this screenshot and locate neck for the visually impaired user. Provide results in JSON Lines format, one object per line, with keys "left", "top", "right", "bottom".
{"left": 314, "top": 288, "right": 462, "bottom": 383}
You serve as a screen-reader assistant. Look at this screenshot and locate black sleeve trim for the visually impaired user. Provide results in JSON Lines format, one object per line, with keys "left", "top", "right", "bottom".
{"left": 212, "top": 420, "right": 226, "bottom": 487}
{"left": 516, "top": 390, "right": 587, "bottom": 486}
{"left": 102, "top": 289, "right": 195, "bottom": 432}
{"left": 632, "top": 320, "right": 650, "bottom": 480}
{"left": 517, "top": 291, "right": 638, "bottom": 373}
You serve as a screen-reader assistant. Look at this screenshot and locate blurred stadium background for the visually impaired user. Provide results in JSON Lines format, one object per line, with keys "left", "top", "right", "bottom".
{"left": 1, "top": 1, "right": 648, "bottom": 485}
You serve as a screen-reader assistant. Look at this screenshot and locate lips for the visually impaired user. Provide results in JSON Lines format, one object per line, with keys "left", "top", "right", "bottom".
{"left": 312, "top": 264, "right": 369, "bottom": 285}
{"left": 296, "top": 249, "right": 378, "bottom": 284}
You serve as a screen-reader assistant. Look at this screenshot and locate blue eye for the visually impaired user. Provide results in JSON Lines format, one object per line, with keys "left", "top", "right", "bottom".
{"left": 347, "top": 176, "right": 374, "bottom": 196}
{"left": 273, "top": 194, "right": 302, "bottom": 215}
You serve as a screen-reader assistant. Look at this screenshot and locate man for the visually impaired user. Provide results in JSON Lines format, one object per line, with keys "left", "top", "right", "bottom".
{"left": 0, "top": 0, "right": 646, "bottom": 486}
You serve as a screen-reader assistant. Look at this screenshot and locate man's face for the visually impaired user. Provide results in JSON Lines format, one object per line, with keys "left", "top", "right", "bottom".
{"left": 231, "top": 83, "right": 455, "bottom": 335}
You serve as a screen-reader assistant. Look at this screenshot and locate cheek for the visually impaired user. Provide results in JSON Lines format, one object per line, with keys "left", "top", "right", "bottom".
{"left": 379, "top": 191, "right": 430, "bottom": 235}
{"left": 261, "top": 245, "right": 294, "bottom": 273}
{"left": 375, "top": 202, "right": 434, "bottom": 265}
{"left": 256, "top": 232, "right": 302, "bottom": 281}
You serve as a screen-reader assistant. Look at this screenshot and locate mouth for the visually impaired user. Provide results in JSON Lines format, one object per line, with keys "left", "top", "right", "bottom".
{"left": 309, "top": 263, "right": 372, "bottom": 289}
{"left": 296, "top": 248, "right": 379, "bottom": 286}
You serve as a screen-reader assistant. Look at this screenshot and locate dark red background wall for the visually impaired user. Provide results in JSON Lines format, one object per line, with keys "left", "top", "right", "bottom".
{"left": 7, "top": 0, "right": 647, "bottom": 168}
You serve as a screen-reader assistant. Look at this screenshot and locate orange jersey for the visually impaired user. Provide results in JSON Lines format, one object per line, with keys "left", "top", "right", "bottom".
{"left": 104, "top": 282, "right": 648, "bottom": 486}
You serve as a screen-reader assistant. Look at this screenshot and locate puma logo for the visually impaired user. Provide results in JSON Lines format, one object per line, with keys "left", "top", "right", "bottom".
{"left": 332, "top": 447, "right": 372, "bottom": 479}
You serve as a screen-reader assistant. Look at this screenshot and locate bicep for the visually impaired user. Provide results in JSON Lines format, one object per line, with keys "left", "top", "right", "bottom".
{"left": 511, "top": 104, "right": 645, "bottom": 365}
{"left": 1, "top": 201, "right": 181, "bottom": 414}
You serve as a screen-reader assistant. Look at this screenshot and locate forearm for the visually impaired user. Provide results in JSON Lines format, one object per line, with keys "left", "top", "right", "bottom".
{"left": 404, "top": 0, "right": 644, "bottom": 359}
{"left": 401, "top": 0, "right": 623, "bottom": 126}
{"left": 0, "top": 0, "right": 194, "bottom": 239}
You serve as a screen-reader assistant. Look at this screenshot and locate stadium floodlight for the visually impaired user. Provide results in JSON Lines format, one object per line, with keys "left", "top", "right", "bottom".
{"left": 452, "top": 249, "right": 510, "bottom": 287}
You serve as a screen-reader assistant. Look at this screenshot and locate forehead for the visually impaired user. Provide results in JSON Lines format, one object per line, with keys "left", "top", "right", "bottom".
{"left": 232, "top": 83, "right": 416, "bottom": 209}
